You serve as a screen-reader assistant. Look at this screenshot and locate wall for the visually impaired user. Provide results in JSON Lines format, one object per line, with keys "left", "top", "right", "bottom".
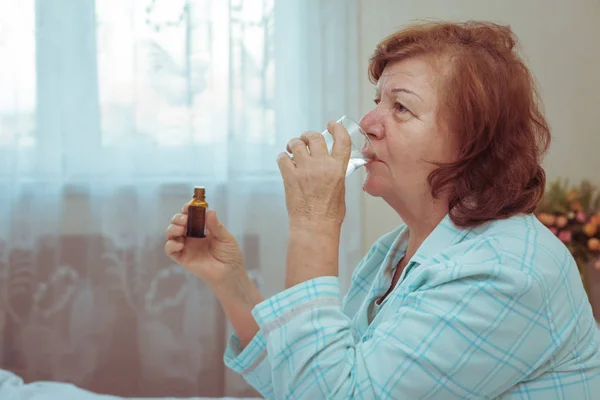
{"left": 358, "top": 0, "right": 600, "bottom": 250}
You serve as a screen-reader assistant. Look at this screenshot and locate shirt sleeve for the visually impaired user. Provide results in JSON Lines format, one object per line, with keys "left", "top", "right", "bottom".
{"left": 247, "top": 267, "right": 551, "bottom": 399}
{"left": 223, "top": 329, "right": 274, "bottom": 399}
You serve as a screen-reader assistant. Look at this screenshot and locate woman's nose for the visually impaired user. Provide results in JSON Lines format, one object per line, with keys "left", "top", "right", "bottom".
{"left": 359, "top": 108, "right": 384, "bottom": 141}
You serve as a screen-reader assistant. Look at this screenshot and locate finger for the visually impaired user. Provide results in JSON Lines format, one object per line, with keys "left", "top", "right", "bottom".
{"left": 171, "top": 213, "right": 187, "bottom": 226}
{"left": 174, "top": 235, "right": 185, "bottom": 243}
{"left": 286, "top": 138, "right": 309, "bottom": 164}
{"left": 300, "top": 131, "right": 328, "bottom": 157}
{"left": 329, "top": 121, "right": 352, "bottom": 163}
{"left": 205, "top": 210, "right": 234, "bottom": 242}
{"left": 165, "top": 239, "right": 184, "bottom": 256}
{"left": 166, "top": 223, "right": 185, "bottom": 240}
{"left": 181, "top": 203, "right": 189, "bottom": 214}
{"left": 277, "top": 152, "right": 295, "bottom": 180}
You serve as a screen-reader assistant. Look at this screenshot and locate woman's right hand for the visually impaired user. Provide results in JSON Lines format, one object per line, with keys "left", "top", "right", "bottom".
{"left": 165, "top": 205, "right": 245, "bottom": 289}
{"left": 165, "top": 206, "right": 263, "bottom": 346}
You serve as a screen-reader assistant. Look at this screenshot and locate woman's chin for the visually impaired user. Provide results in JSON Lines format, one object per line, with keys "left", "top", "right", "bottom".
{"left": 362, "top": 172, "right": 386, "bottom": 197}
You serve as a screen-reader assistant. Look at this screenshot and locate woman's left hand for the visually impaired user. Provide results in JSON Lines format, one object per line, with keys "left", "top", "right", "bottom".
{"left": 277, "top": 121, "right": 352, "bottom": 231}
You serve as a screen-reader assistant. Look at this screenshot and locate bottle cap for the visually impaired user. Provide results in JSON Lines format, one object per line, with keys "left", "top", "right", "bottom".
{"left": 193, "top": 186, "right": 205, "bottom": 198}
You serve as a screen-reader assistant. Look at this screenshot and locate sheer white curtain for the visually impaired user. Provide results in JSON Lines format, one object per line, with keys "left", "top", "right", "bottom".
{"left": 0, "top": 0, "right": 362, "bottom": 397}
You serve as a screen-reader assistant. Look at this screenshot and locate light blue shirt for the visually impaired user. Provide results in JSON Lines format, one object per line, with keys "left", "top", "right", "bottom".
{"left": 224, "top": 214, "right": 600, "bottom": 399}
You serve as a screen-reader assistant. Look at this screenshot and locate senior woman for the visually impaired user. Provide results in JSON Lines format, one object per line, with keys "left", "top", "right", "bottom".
{"left": 165, "top": 21, "right": 600, "bottom": 399}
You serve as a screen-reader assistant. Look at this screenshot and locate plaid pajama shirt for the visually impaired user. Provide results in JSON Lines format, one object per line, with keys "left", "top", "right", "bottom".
{"left": 225, "top": 214, "right": 600, "bottom": 399}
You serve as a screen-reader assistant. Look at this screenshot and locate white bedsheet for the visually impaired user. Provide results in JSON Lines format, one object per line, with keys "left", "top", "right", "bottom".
{"left": 0, "top": 369, "right": 261, "bottom": 400}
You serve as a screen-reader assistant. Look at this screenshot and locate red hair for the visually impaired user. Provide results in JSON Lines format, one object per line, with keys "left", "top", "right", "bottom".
{"left": 369, "top": 21, "right": 551, "bottom": 227}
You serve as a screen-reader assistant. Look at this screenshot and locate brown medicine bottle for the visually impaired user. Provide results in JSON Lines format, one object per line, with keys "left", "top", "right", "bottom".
{"left": 187, "top": 186, "right": 208, "bottom": 238}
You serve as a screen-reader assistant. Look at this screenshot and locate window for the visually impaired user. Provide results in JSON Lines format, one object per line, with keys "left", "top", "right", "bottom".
{"left": 0, "top": 0, "right": 278, "bottom": 181}
{"left": 0, "top": 1, "right": 36, "bottom": 148}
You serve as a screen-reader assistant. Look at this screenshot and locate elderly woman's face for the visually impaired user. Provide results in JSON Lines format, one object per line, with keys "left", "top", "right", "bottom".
{"left": 360, "top": 56, "right": 456, "bottom": 202}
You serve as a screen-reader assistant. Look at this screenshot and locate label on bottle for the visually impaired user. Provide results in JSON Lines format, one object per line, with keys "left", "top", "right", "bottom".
{"left": 187, "top": 206, "right": 206, "bottom": 238}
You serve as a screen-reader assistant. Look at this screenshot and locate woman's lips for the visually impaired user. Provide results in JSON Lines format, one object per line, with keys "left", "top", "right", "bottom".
{"left": 365, "top": 158, "right": 382, "bottom": 167}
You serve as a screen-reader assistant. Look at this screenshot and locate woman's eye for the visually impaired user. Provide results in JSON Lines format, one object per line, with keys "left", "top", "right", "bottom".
{"left": 395, "top": 102, "right": 408, "bottom": 113}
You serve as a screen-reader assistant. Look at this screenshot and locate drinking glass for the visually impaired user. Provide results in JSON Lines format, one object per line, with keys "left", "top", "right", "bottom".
{"left": 291, "top": 116, "right": 373, "bottom": 177}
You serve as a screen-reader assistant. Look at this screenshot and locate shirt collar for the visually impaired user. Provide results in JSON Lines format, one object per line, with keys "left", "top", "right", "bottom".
{"left": 409, "top": 214, "right": 473, "bottom": 265}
